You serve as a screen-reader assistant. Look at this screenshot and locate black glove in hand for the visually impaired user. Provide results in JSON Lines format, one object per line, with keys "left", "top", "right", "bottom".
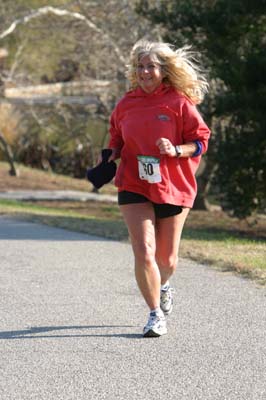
{"left": 86, "top": 149, "right": 117, "bottom": 189}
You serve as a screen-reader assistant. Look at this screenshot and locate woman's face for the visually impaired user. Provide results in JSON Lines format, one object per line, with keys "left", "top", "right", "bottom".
{"left": 136, "top": 55, "right": 164, "bottom": 93}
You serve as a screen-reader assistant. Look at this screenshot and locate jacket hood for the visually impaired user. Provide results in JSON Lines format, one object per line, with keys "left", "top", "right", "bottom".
{"left": 125, "top": 83, "right": 171, "bottom": 98}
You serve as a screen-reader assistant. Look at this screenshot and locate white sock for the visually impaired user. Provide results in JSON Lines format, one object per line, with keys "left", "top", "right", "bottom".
{"left": 161, "top": 281, "right": 170, "bottom": 291}
{"left": 150, "top": 307, "right": 163, "bottom": 316}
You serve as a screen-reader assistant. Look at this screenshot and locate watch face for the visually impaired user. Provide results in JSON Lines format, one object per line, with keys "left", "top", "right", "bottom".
{"left": 175, "top": 146, "right": 182, "bottom": 156}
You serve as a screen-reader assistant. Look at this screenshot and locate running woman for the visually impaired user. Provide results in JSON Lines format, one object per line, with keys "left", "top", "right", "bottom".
{"left": 103, "top": 40, "right": 210, "bottom": 337}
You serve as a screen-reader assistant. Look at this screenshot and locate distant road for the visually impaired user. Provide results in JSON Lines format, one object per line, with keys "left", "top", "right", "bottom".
{"left": 0, "top": 216, "right": 265, "bottom": 400}
{"left": 0, "top": 190, "right": 117, "bottom": 202}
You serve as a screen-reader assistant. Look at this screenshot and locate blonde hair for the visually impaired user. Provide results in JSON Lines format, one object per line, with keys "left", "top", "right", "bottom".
{"left": 126, "top": 40, "right": 208, "bottom": 104}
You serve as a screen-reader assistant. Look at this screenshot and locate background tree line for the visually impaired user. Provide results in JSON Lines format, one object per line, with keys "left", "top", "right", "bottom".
{"left": 0, "top": 0, "right": 265, "bottom": 218}
{"left": 137, "top": 0, "right": 266, "bottom": 218}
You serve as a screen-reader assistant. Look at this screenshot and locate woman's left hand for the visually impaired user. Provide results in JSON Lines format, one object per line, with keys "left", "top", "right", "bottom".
{"left": 156, "top": 138, "right": 176, "bottom": 157}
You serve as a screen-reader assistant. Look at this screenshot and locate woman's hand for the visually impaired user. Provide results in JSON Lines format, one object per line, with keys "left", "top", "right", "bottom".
{"left": 156, "top": 138, "right": 176, "bottom": 157}
{"left": 156, "top": 139, "right": 198, "bottom": 158}
{"left": 108, "top": 148, "right": 119, "bottom": 162}
{"left": 97, "top": 148, "right": 118, "bottom": 164}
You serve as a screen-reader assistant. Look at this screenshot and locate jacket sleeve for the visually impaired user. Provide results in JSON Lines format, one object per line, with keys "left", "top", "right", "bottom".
{"left": 181, "top": 100, "right": 211, "bottom": 154}
{"left": 108, "top": 107, "right": 124, "bottom": 155}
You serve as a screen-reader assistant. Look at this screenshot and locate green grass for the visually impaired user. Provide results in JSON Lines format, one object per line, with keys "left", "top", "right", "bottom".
{"left": 0, "top": 199, "right": 84, "bottom": 217}
{"left": 0, "top": 198, "right": 265, "bottom": 285}
{"left": 0, "top": 199, "right": 128, "bottom": 241}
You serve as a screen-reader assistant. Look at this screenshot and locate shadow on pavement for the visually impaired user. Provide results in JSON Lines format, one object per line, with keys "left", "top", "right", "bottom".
{"left": 0, "top": 217, "right": 114, "bottom": 241}
{"left": 0, "top": 325, "right": 142, "bottom": 340}
{"left": 0, "top": 216, "right": 128, "bottom": 241}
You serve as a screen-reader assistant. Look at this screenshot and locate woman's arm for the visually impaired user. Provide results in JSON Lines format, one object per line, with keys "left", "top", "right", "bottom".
{"left": 156, "top": 138, "right": 198, "bottom": 158}
{"left": 108, "top": 108, "right": 124, "bottom": 161}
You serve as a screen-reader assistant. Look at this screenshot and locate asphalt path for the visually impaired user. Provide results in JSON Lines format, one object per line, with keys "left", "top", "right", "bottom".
{"left": 0, "top": 190, "right": 117, "bottom": 203}
{"left": 0, "top": 216, "right": 265, "bottom": 400}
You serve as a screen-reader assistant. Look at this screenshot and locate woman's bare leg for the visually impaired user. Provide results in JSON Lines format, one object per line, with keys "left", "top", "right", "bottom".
{"left": 155, "top": 208, "right": 190, "bottom": 285}
{"left": 120, "top": 202, "right": 161, "bottom": 310}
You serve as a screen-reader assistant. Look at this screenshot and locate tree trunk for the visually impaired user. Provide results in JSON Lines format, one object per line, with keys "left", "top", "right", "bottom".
{"left": 194, "top": 158, "right": 218, "bottom": 211}
{"left": 0, "top": 131, "right": 19, "bottom": 176}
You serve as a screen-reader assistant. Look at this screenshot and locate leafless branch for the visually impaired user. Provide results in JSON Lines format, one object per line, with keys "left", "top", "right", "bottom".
{"left": 29, "top": 107, "right": 54, "bottom": 134}
{"left": 0, "top": 6, "right": 126, "bottom": 65}
{"left": 7, "top": 42, "right": 26, "bottom": 81}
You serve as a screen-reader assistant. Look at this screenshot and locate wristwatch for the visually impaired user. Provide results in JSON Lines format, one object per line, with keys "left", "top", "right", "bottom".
{"left": 175, "top": 145, "right": 183, "bottom": 157}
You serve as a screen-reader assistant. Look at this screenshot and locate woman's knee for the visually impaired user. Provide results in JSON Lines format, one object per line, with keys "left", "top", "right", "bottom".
{"left": 132, "top": 240, "right": 156, "bottom": 267}
{"left": 156, "top": 253, "right": 178, "bottom": 272}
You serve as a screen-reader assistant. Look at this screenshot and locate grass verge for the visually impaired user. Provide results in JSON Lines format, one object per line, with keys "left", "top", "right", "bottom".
{"left": 0, "top": 199, "right": 265, "bottom": 285}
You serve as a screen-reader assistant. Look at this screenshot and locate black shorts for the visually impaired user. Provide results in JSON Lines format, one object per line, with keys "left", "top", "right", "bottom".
{"left": 118, "top": 191, "right": 183, "bottom": 219}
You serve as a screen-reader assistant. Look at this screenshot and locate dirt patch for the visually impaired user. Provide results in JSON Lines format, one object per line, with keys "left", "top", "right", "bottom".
{"left": 0, "top": 162, "right": 116, "bottom": 194}
{"left": 185, "top": 210, "right": 266, "bottom": 240}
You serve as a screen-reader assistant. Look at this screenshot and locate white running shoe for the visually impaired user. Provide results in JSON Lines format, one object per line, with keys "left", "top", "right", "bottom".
{"left": 160, "top": 286, "right": 174, "bottom": 315}
{"left": 143, "top": 311, "right": 167, "bottom": 337}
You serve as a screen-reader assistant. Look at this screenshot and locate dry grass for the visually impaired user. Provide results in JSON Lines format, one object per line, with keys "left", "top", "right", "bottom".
{"left": 0, "top": 161, "right": 116, "bottom": 195}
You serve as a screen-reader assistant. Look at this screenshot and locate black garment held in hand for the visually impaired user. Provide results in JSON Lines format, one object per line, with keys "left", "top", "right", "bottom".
{"left": 87, "top": 149, "right": 117, "bottom": 189}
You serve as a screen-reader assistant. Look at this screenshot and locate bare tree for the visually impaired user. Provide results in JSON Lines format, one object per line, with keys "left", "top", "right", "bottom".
{"left": 0, "top": 130, "right": 18, "bottom": 176}
{"left": 0, "top": 47, "right": 19, "bottom": 175}
{"left": 0, "top": 6, "right": 126, "bottom": 65}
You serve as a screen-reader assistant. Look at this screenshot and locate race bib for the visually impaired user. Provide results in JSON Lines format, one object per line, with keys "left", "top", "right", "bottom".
{"left": 137, "top": 155, "right": 161, "bottom": 183}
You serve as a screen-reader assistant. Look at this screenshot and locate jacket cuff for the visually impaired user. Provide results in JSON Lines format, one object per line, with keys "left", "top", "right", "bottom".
{"left": 192, "top": 140, "right": 203, "bottom": 157}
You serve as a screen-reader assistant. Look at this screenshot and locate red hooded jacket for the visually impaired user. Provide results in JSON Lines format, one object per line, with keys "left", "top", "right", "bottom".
{"left": 108, "top": 83, "right": 211, "bottom": 208}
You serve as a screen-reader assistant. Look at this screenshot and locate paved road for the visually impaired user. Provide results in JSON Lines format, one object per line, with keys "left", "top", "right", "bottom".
{"left": 0, "top": 216, "right": 265, "bottom": 400}
{"left": 0, "top": 190, "right": 117, "bottom": 203}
